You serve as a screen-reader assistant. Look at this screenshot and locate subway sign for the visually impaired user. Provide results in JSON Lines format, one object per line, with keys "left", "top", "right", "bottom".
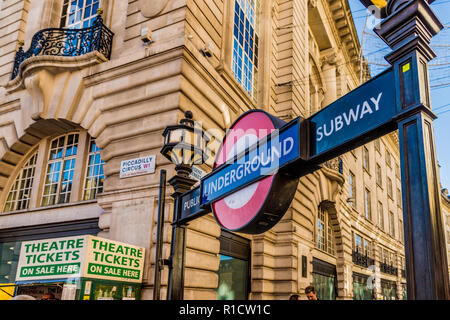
{"left": 309, "top": 69, "right": 396, "bottom": 157}
{"left": 15, "top": 235, "right": 145, "bottom": 283}
{"left": 179, "top": 68, "right": 399, "bottom": 235}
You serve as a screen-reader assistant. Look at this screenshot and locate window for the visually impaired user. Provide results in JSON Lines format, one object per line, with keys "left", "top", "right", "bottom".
{"left": 317, "top": 208, "right": 335, "bottom": 255}
{"left": 354, "top": 233, "right": 362, "bottom": 253}
{"left": 374, "top": 139, "right": 380, "bottom": 153}
{"left": 42, "top": 134, "right": 79, "bottom": 206}
{"left": 377, "top": 201, "right": 384, "bottom": 230}
{"left": 2, "top": 132, "right": 104, "bottom": 213}
{"left": 387, "top": 177, "right": 393, "bottom": 199}
{"left": 364, "top": 188, "right": 371, "bottom": 220}
{"left": 376, "top": 163, "right": 382, "bottom": 186}
{"left": 395, "top": 164, "right": 401, "bottom": 178}
{"left": 349, "top": 171, "right": 356, "bottom": 207}
{"left": 397, "top": 188, "right": 402, "bottom": 207}
{"left": 363, "top": 238, "right": 371, "bottom": 257}
{"left": 363, "top": 147, "right": 369, "bottom": 171}
{"left": 232, "top": 0, "right": 260, "bottom": 98}
{"left": 60, "top": 0, "right": 100, "bottom": 28}
{"left": 398, "top": 219, "right": 404, "bottom": 242}
{"left": 83, "top": 137, "right": 105, "bottom": 200}
{"left": 3, "top": 153, "right": 38, "bottom": 212}
{"left": 389, "top": 211, "right": 395, "bottom": 237}
{"left": 386, "top": 150, "right": 391, "bottom": 168}
{"left": 352, "top": 233, "right": 373, "bottom": 267}
{"left": 217, "top": 231, "right": 250, "bottom": 300}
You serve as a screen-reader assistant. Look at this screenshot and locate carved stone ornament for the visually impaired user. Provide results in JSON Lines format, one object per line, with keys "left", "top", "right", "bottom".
{"left": 139, "top": 0, "right": 172, "bottom": 18}
{"left": 308, "top": 0, "right": 318, "bottom": 9}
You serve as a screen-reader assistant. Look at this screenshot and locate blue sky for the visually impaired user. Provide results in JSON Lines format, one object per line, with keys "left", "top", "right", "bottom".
{"left": 348, "top": 0, "right": 450, "bottom": 190}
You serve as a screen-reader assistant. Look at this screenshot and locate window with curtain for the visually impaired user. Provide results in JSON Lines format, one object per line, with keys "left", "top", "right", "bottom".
{"left": 232, "top": 0, "right": 260, "bottom": 98}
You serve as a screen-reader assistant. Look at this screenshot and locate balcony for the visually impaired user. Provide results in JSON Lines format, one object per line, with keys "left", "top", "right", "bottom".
{"left": 352, "top": 250, "right": 375, "bottom": 268}
{"left": 379, "top": 261, "right": 398, "bottom": 276}
{"left": 401, "top": 269, "right": 406, "bottom": 278}
{"left": 11, "top": 15, "right": 113, "bottom": 80}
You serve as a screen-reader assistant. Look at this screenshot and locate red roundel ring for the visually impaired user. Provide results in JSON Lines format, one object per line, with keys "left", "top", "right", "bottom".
{"left": 212, "top": 110, "right": 299, "bottom": 234}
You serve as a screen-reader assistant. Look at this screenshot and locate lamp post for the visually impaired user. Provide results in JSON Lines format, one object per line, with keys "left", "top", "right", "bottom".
{"left": 160, "top": 110, "right": 210, "bottom": 300}
{"left": 359, "top": 0, "right": 449, "bottom": 300}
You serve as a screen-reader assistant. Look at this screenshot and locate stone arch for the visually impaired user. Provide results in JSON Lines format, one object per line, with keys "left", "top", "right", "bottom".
{"left": 0, "top": 63, "right": 109, "bottom": 196}
{"left": 311, "top": 167, "right": 353, "bottom": 299}
{"left": 0, "top": 118, "right": 90, "bottom": 204}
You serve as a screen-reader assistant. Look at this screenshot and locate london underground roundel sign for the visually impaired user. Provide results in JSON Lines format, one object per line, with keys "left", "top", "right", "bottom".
{"left": 211, "top": 110, "right": 299, "bottom": 234}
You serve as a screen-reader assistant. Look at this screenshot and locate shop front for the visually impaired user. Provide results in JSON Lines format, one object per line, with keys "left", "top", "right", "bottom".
{"left": 216, "top": 231, "right": 250, "bottom": 300}
{"left": 380, "top": 279, "right": 397, "bottom": 300}
{"left": 12, "top": 235, "right": 145, "bottom": 300}
{"left": 352, "top": 273, "right": 374, "bottom": 300}
{"left": 312, "top": 258, "right": 337, "bottom": 300}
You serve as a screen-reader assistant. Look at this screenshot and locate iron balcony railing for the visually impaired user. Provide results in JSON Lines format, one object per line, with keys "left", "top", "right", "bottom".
{"left": 401, "top": 269, "right": 406, "bottom": 278}
{"left": 379, "top": 261, "right": 398, "bottom": 276}
{"left": 11, "top": 15, "right": 113, "bottom": 80}
{"left": 352, "top": 250, "right": 375, "bottom": 268}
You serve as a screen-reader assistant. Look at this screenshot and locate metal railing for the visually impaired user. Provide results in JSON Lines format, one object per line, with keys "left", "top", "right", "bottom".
{"left": 11, "top": 15, "right": 113, "bottom": 80}
{"left": 379, "top": 261, "right": 398, "bottom": 276}
{"left": 352, "top": 250, "right": 375, "bottom": 268}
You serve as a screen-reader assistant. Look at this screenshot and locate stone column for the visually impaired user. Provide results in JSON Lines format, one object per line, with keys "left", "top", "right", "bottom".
{"left": 320, "top": 51, "right": 338, "bottom": 108}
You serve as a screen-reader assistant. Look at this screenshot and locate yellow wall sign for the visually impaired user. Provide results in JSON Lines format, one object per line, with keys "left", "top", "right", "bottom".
{"left": 15, "top": 236, "right": 145, "bottom": 284}
{"left": 402, "top": 63, "right": 410, "bottom": 73}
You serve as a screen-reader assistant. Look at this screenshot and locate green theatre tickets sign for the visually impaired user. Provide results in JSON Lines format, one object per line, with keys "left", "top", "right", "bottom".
{"left": 15, "top": 235, "right": 145, "bottom": 283}
{"left": 84, "top": 236, "right": 144, "bottom": 282}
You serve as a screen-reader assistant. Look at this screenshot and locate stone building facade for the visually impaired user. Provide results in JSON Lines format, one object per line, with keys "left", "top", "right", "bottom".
{"left": 0, "top": 0, "right": 412, "bottom": 300}
{"left": 442, "top": 189, "right": 450, "bottom": 277}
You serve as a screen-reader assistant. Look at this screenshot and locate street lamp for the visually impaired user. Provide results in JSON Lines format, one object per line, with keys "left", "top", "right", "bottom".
{"left": 160, "top": 110, "right": 210, "bottom": 300}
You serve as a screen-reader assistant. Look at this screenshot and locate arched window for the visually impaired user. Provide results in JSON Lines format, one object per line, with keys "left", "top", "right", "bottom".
{"left": 83, "top": 137, "right": 105, "bottom": 200}
{"left": 2, "top": 131, "right": 105, "bottom": 213}
{"left": 317, "top": 207, "right": 335, "bottom": 255}
{"left": 42, "top": 133, "right": 79, "bottom": 206}
{"left": 3, "top": 153, "right": 38, "bottom": 212}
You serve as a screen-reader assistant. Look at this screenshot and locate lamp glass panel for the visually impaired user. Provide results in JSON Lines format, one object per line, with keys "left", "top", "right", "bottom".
{"left": 183, "top": 129, "right": 195, "bottom": 145}
{"left": 169, "top": 129, "right": 184, "bottom": 144}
